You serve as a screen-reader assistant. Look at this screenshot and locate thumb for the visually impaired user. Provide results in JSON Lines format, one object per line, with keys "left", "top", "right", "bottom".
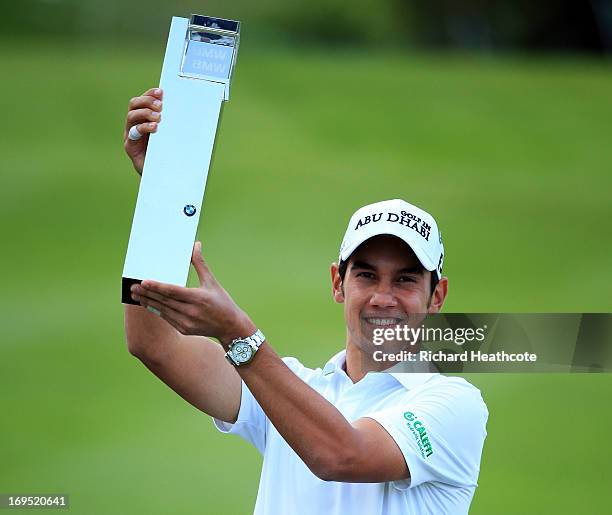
{"left": 191, "top": 241, "right": 209, "bottom": 286}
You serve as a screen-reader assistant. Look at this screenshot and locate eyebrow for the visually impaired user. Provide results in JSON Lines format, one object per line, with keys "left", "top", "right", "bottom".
{"left": 350, "top": 260, "right": 425, "bottom": 275}
{"left": 351, "top": 260, "right": 376, "bottom": 271}
{"left": 398, "top": 266, "right": 425, "bottom": 275}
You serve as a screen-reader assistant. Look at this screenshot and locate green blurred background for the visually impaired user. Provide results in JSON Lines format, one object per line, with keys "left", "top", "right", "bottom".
{"left": 1, "top": 1, "right": 611, "bottom": 514}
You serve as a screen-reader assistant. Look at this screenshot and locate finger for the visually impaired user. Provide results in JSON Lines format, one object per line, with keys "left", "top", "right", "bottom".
{"left": 131, "top": 88, "right": 163, "bottom": 104}
{"left": 136, "top": 294, "right": 189, "bottom": 332}
{"left": 124, "top": 109, "right": 161, "bottom": 140}
{"left": 141, "top": 87, "right": 163, "bottom": 99}
{"left": 191, "top": 241, "right": 211, "bottom": 286}
{"left": 132, "top": 287, "right": 190, "bottom": 314}
{"left": 127, "top": 125, "right": 143, "bottom": 141}
{"left": 124, "top": 122, "right": 157, "bottom": 143}
{"left": 146, "top": 306, "right": 161, "bottom": 316}
{"left": 126, "top": 108, "right": 161, "bottom": 128}
{"left": 128, "top": 95, "right": 163, "bottom": 113}
{"left": 139, "top": 280, "right": 196, "bottom": 302}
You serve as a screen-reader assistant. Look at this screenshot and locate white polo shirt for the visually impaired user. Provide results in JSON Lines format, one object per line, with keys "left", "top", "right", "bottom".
{"left": 214, "top": 350, "right": 488, "bottom": 515}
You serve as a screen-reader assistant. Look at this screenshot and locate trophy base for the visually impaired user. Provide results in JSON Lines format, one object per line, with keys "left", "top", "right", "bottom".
{"left": 121, "top": 277, "right": 143, "bottom": 305}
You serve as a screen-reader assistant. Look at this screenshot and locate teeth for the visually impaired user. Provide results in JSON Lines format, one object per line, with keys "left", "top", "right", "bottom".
{"left": 366, "top": 318, "right": 399, "bottom": 326}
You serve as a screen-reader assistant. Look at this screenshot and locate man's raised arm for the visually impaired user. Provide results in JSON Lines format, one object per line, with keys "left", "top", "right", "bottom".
{"left": 132, "top": 246, "right": 411, "bottom": 484}
{"left": 122, "top": 88, "right": 242, "bottom": 423}
{"left": 124, "top": 286, "right": 242, "bottom": 423}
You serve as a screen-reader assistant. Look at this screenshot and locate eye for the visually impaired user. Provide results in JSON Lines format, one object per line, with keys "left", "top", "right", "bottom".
{"left": 397, "top": 275, "right": 417, "bottom": 283}
{"left": 356, "top": 271, "right": 375, "bottom": 279}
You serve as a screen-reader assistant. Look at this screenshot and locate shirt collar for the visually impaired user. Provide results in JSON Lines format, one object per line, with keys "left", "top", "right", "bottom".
{"left": 322, "top": 349, "right": 347, "bottom": 376}
{"left": 322, "top": 349, "right": 439, "bottom": 389}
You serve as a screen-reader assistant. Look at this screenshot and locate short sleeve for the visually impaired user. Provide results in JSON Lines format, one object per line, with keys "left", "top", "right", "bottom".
{"left": 366, "top": 378, "right": 488, "bottom": 490}
{"left": 213, "top": 380, "right": 267, "bottom": 455}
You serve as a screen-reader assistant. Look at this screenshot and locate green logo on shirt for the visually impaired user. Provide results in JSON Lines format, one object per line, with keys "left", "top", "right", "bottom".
{"left": 403, "top": 411, "right": 433, "bottom": 458}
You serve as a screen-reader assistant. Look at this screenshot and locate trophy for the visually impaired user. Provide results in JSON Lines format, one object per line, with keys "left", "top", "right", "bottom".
{"left": 121, "top": 14, "right": 240, "bottom": 304}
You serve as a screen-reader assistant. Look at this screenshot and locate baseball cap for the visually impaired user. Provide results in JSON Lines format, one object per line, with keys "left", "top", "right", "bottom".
{"left": 338, "top": 199, "right": 445, "bottom": 279}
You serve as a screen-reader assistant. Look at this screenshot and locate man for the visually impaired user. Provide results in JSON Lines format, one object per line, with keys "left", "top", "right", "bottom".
{"left": 124, "top": 88, "right": 488, "bottom": 514}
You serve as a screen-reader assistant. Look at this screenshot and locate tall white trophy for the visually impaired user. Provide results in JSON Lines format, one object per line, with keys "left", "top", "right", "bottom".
{"left": 122, "top": 14, "right": 240, "bottom": 304}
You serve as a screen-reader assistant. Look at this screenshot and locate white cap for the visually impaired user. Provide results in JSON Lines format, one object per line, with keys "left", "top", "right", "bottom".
{"left": 338, "top": 199, "right": 445, "bottom": 279}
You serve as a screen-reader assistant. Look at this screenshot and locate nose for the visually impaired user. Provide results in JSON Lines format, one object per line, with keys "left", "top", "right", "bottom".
{"left": 369, "top": 283, "right": 398, "bottom": 308}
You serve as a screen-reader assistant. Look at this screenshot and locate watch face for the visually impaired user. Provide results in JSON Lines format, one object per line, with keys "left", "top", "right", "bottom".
{"left": 231, "top": 341, "right": 253, "bottom": 364}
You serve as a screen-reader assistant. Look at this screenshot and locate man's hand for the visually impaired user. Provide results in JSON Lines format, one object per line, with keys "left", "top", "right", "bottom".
{"left": 130, "top": 241, "right": 256, "bottom": 345}
{"left": 123, "top": 87, "right": 163, "bottom": 175}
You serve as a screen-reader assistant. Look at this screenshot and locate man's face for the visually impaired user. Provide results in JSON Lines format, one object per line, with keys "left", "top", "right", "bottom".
{"left": 331, "top": 235, "right": 447, "bottom": 355}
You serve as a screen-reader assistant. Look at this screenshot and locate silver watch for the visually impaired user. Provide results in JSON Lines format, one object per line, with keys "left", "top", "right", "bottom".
{"left": 225, "top": 329, "right": 266, "bottom": 366}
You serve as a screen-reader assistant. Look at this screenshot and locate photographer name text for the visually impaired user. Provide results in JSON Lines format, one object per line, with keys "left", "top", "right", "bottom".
{"left": 373, "top": 350, "right": 538, "bottom": 363}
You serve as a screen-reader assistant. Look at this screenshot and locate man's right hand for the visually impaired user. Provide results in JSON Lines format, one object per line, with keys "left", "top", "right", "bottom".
{"left": 123, "top": 87, "right": 163, "bottom": 175}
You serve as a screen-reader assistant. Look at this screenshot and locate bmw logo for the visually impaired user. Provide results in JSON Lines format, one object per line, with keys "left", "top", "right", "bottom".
{"left": 183, "top": 205, "right": 196, "bottom": 217}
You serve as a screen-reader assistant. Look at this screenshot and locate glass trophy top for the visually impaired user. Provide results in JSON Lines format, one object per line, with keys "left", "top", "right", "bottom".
{"left": 180, "top": 14, "right": 240, "bottom": 98}
{"left": 190, "top": 15, "right": 239, "bottom": 34}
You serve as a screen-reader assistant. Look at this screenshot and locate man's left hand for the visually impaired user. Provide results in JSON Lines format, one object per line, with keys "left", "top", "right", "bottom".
{"left": 130, "top": 241, "right": 256, "bottom": 345}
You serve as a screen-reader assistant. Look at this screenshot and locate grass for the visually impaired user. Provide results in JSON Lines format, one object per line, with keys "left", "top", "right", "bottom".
{"left": 0, "top": 39, "right": 611, "bottom": 513}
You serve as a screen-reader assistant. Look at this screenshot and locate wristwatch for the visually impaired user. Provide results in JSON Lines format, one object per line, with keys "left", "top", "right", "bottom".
{"left": 225, "top": 329, "right": 266, "bottom": 366}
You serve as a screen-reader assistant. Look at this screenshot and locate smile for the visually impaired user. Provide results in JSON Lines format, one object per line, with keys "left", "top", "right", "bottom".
{"left": 363, "top": 317, "right": 403, "bottom": 326}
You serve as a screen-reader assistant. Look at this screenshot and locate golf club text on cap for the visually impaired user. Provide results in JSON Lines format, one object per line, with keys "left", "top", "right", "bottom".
{"left": 339, "top": 199, "right": 445, "bottom": 279}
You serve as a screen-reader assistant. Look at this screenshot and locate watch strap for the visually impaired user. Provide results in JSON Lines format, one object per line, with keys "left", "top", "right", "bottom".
{"left": 244, "top": 329, "right": 265, "bottom": 350}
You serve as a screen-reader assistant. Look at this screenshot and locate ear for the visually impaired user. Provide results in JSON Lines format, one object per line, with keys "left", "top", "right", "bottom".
{"left": 427, "top": 276, "right": 448, "bottom": 314}
{"left": 330, "top": 262, "right": 345, "bottom": 303}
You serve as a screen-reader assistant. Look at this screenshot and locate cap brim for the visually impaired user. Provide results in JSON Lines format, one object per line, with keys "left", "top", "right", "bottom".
{"left": 339, "top": 227, "right": 438, "bottom": 278}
